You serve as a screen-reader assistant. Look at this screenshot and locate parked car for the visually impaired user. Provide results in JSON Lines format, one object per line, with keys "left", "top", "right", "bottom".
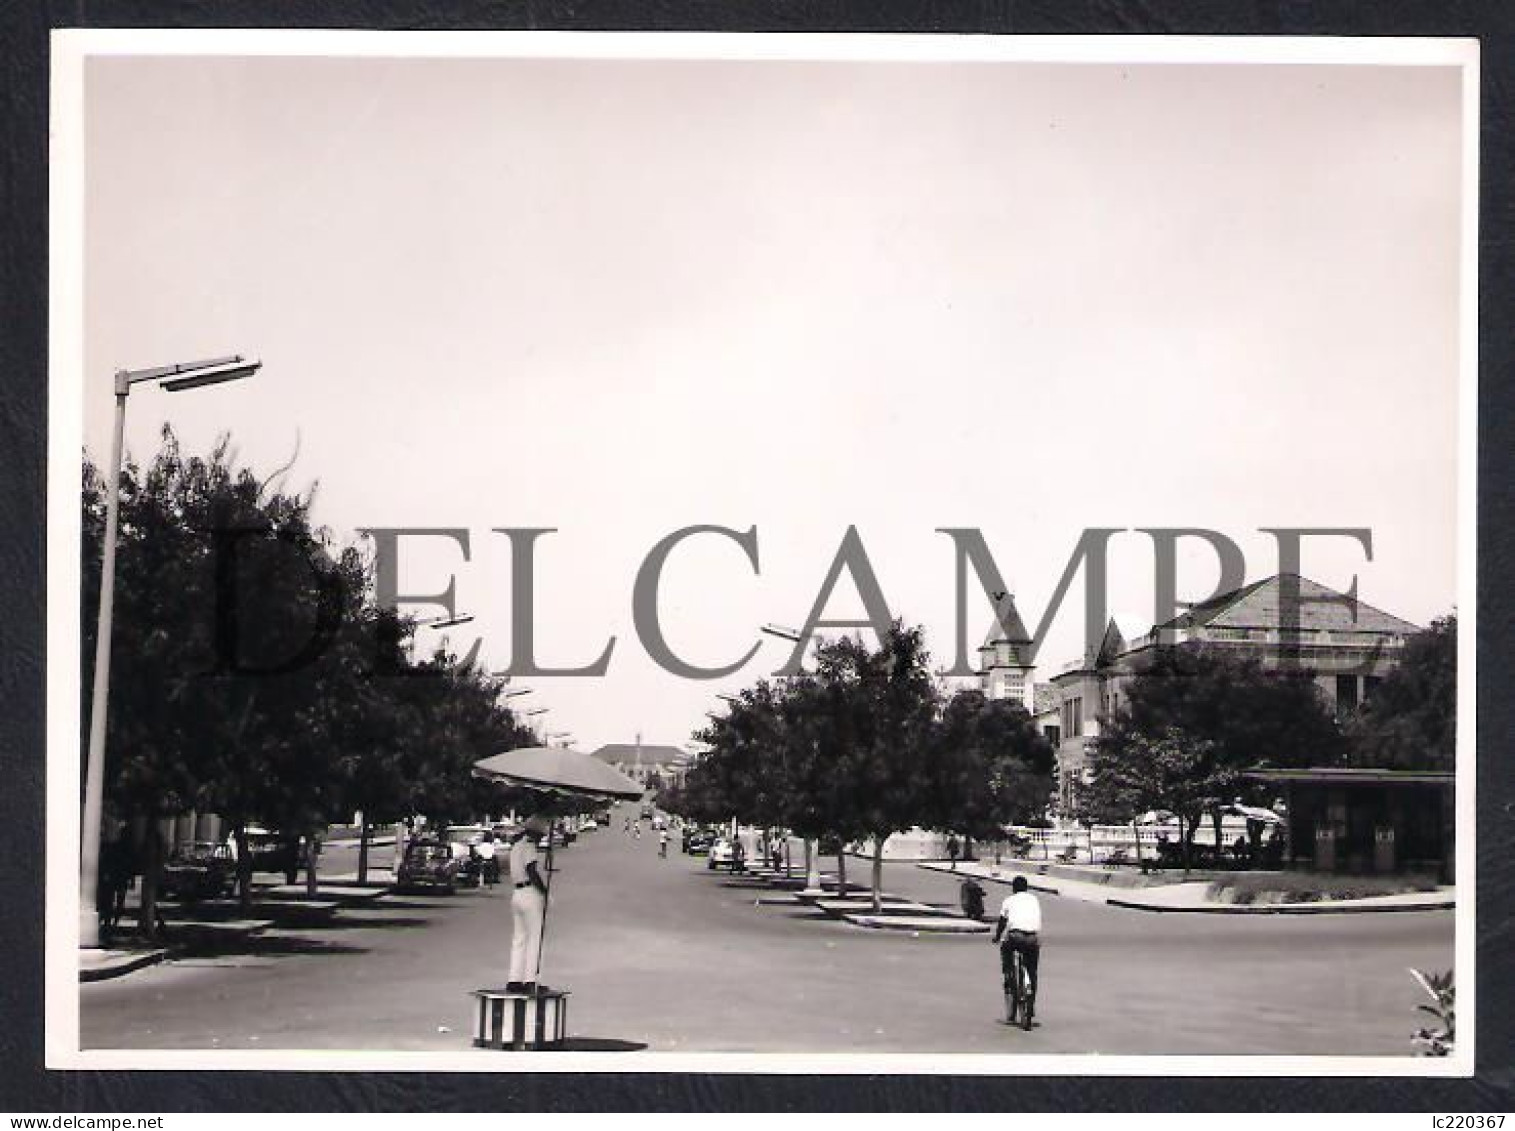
{"left": 161, "top": 840, "right": 235, "bottom": 902}
{"left": 227, "top": 827, "right": 301, "bottom": 877}
{"left": 397, "top": 840, "right": 460, "bottom": 894}
{"left": 580, "top": 819, "right": 598, "bottom": 832}
{"left": 444, "top": 825, "right": 500, "bottom": 886}
{"left": 707, "top": 837, "right": 745, "bottom": 872}
{"left": 682, "top": 828, "right": 714, "bottom": 855}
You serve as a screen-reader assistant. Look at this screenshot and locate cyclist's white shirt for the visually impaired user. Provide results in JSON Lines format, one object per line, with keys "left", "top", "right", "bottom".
{"left": 999, "top": 891, "right": 1042, "bottom": 934}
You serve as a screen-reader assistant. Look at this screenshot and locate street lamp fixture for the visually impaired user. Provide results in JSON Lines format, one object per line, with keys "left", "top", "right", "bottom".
{"left": 761, "top": 623, "right": 803, "bottom": 643}
{"left": 416, "top": 612, "right": 475, "bottom": 631}
{"left": 81, "top": 353, "right": 260, "bottom": 949}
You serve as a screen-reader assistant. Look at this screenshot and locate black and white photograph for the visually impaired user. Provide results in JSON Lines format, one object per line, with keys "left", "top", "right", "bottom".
{"left": 46, "top": 31, "right": 1476, "bottom": 1075}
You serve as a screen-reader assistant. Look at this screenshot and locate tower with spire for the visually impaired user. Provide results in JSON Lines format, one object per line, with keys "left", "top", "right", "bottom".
{"left": 976, "top": 590, "right": 1036, "bottom": 712}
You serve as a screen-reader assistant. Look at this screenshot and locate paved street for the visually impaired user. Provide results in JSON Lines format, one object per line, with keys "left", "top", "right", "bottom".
{"left": 82, "top": 823, "right": 1454, "bottom": 1055}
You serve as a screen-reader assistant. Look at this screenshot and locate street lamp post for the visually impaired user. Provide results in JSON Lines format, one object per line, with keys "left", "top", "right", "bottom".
{"left": 81, "top": 355, "right": 260, "bottom": 949}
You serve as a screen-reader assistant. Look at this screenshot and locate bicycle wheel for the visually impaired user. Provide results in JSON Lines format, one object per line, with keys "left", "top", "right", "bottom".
{"left": 1007, "top": 952, "right": 1025, "bottom": 1027}
{"left": 1019, "top": 963, "right": 1034, "bottom": 1031}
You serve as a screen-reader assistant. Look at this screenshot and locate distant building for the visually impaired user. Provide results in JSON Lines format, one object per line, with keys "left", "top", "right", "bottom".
{"left": 590, "top": 738, "right": 693, "bottom": 789}
{"left": 1046, "top": 573, "right": 1422, "bottom": 814}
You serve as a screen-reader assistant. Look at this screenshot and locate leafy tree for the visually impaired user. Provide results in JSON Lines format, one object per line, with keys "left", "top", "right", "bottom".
{"left": 810, "top": 625, "right": 941, "bottom": 913}
{"left": 1080, "top": 727, "right": 1220, "bottom": 871}
{"left": 82, "top": 430, "right": 535, "bottom": 926}
{"left": 928, "top": 690, "right": 1056, "bottom": 853}
{"left": 1346, "top": 615, "right": 1456, "bottom": 770}
{"left": 1081, "top": 645, "right": 1342, "bottom": 867}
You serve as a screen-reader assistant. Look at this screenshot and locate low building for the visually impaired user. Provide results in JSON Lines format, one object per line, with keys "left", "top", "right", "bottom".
{"left": 590, "top": 739, "right": 692, "bottom": 790}
{"left": 1244, "top": 767, "right": 1454, "bottom": 882}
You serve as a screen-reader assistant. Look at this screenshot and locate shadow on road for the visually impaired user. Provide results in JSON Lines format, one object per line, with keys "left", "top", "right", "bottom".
{"left": 176, "top": 933, "right": 369, "bottom": 959}
{"left": 290, "top": 915, "right": 432, "bottom": 932}
{"left": 558, "top": 1037, "right": 648, "bottom": 1052}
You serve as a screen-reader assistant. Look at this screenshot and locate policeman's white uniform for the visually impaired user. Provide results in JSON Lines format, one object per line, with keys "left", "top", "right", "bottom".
{"left": 508, "top": 830, "right": 546, "bottom": 986}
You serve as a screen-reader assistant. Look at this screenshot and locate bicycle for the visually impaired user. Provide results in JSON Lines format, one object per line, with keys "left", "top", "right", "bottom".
{"left": 999, "top": 933, "right": 1037, "bottom": 1031}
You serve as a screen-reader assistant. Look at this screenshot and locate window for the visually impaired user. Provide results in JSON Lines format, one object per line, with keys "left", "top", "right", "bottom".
{"left": 1062, "top": 696, "right": 1083, "bottom": 738}
{"left": 1045, "top": 725, "right": 1061, "bottom": 746}
{"left": 1335, "top": 675, "right": 1360, "bottom": 717}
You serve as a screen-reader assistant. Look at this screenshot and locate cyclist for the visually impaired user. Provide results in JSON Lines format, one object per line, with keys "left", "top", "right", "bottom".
{"left": 991, "top": 875, "right": 1042, "bottom": 1026}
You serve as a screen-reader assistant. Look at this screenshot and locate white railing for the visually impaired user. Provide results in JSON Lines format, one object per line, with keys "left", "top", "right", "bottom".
{"left": 995, "top": 820, "right": 1259, "bottom": 864}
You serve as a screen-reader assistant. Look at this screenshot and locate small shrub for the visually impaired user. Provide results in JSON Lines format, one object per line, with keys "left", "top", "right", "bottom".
{"left": 1410, "top": 968, "right": 1455, "bottom": 1056}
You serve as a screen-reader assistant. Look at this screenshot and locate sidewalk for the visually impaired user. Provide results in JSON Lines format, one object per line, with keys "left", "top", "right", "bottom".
{"left": 732, "top": 863, "right": 989, "bottom": 933}
{"left": 919, "top": 859, "right": 1455, "bottom": 914}
{"left": 81, "top": 874, "right": 396, "bottom": 982}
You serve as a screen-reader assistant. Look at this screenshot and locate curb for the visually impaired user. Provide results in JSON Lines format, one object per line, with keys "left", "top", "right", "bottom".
{"left": 1105, "top": 896, "right": 1456, "bottom": 915}
{"left": 919, "top": 860, "right": 1453, "bottom": 916}
{"left": 80, "top": 948, "right": 169, "bottom": 983}
{"left": 843, "top": 914, "right": 991, "bottom": 934}
{"left": 915, "top": 863, "right": 1060, "bottom": 897}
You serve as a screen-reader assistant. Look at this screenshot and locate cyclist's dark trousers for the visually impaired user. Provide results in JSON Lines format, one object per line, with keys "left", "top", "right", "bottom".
{"left": 1000, "top": 933, "right": 1041, "bottom": 997}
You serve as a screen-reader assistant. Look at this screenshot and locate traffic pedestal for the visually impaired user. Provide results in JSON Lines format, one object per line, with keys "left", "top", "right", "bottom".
{"left": 471, "top": 988, "right": 570, "bottom": 1050}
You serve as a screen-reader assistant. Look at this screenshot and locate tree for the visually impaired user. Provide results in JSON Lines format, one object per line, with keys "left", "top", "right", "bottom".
{"left": 82, "top": 430, "right": 535, "bottom": 926}
{"left": 811, "top": 625, "right": 941, "bottom": 913}
{"left": 1346, "top": 615, "right": 1456, "bottom": 770}
{"left": 928, "top": 690, "right": 1056, "bottom": 852}
{"left": 1081, "top": 645, "right": 1343, "bottom": 868}
{"left": 1080, "top": 727, "right": 1220, "bottom": 872}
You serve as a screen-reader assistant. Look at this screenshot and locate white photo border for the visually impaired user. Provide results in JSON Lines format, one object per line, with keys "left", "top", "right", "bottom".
{"left": 46, "top": 27, "right": 1481, "bottom": 1077}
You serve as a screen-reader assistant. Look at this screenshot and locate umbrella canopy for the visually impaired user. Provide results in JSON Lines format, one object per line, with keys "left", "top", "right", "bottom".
{"left": 472, "top": 745, "right": 643, "bottom": 802}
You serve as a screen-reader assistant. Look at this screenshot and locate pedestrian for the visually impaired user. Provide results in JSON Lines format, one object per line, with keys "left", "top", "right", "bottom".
{"left": 658, "top": 827, "right": 669, "bottom": 858}
{"left": 947, "top": 834, "right": 961, "bottom": 872}
{"left": 474, "top": 830, "right": 498, "bottom": 887}
{"left": 506, "top": 815, "right": 551, "bottom": 994}
{"left": 97, "top": 829, "right": 134, "bottom": 940}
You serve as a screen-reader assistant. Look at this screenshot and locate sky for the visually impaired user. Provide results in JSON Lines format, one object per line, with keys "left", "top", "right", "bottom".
{"left": 79, "top": 50, "right": 1465, "bottom": 754}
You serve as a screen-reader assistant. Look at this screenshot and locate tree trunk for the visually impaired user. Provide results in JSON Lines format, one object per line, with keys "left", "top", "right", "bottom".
{"left": 357, "top": 820, "right": 370, "bottom": 885}
{"left": 233, "top": 824, "right": 253, "bottom": 915}
{"left": 1181, "top": 816, "right": 1195, "bottom": 876}
{"left": 393, "top": 818, "right": 410, "bottom": 877}
{"left": 804, "top": 838, "right": 820, "bottom": 892}
{"left": 1132, "top": 821, "right": 1142, "bottom": 869}
{"left": 137, "top": 825, "right": 163, "bottom": 940}
{"left": 304, "top": 833, "right": 320, "bottom": 898}
{"left": 1212, "top": 810, "right": 1225, "bottom": 869}
{"left": 871, "top": 837, "right": 885, "bottom": 914}
{"left": 836, "top": 845, "right": 848, "bottom": 895}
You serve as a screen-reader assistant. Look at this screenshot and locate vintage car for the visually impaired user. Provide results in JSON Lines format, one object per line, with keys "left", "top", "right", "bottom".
{"left": 396, "top": 840, "right": 460, "bottom": 894}
{"left": 227, "top": 826, "right": 302, "bottom": 877}
{"left": 706, "top": 837, "right": 745, "bottom": 872}
{"left": 161, "top": 840, "right": 235, "bottom": 902}
{"left": 443, "top": 825, "right": 500, "bottom": 886}
{"left": 682, "top": 828, "right": 714, "bottom": 855}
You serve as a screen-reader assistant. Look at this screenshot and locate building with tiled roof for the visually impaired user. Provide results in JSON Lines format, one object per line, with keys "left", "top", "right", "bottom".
{"left": 1044, "top": 573, "right": 1422, "bottom": 815}
{"left": 590, "top": 739, "right": 692, "bottom": 789}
